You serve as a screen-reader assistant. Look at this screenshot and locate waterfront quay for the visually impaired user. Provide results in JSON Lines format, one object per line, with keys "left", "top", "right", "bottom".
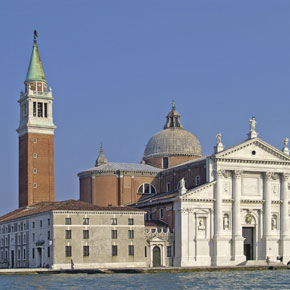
{"left": 0, "top": 264, "right": 288, "bottom": 275}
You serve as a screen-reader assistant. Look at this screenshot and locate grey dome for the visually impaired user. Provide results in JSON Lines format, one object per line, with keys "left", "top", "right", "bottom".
{"left": 144, "top": 128, "right": 202, "bottom": 159}
{"left": 143, "top": 104, "right": 202, "bottom": 159}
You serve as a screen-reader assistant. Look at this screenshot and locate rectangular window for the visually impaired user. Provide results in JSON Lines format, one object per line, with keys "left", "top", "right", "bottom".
{"left": 112, "top": 230, "right": 117, "bottom": 239}
{"left": 167, "top": 246, "right": 172, "bottom": 257}
{"left": 44, "top": 103, "right": 48, "bottom": 118}
{"left": 83, "top": 246, "right": 89, "bottom": 257}
{"left": 111, "top": 218, "right": 117, "bottom": 225}
{"left": 83, "top": 218, "right": 89, "bottom": 225}
{"left": 37, "top": 102, "right": 43, "bottom": 117}
{"left": 195, "top": 175, "right": 201, "bottom": 186}
{"left": 128, "top": 245, "right": 134, "bottom": 256}
{"left": 48, "top": 247, "right": 50, "bottom": 258}
{"left": 112, "top": 245, "right": 118, "bottom": 256}
{"left": 163, "top": 157, "right": 169, "bottom": 169}
{"left": 48, "top": 219, "right": 50, "bottom": 226}
{"left": 160, "top": 208, "right": 164, "bottom": 219}
{"left": 65, "top": 218, "right": 71, "bottom": 225}
{"left": 65, "top": 230, "right": 72, "bottom": 239}
{"left": 128, "top": 218, "right": 134, "bottom": 225}
{"left": 32, "top": 248, "right": 35, "bottom": 259}
{"left": 145, "top": 246, "right": 147, "bottom": 257}
{"left": 40, "top": 220, "right": 42, "bottom": 227}
{"left": 128, "top": 230, "right": 134, "bottom": 239}
{"left": 166, "top": 183, "right": 170, "bottom": 192}
{"left": 32, "top": 222, "right": 35, "bottom": 229}
{"left": 83, "top": 230, "right": 89, "bottom": 239}
{"left": 32, "top": 233, "right": 35, "bottom": 242}
{"left": 65, "top": 246, "right": 72, "bottom": 257}
{"left": 33, "top": 102, "right": 36, "bottom": 117}
{"left": 48, "top": 231, "right": 50, "bottom": 240}
{"left": 23, "top": 249, "right": 26, "bottom": 260}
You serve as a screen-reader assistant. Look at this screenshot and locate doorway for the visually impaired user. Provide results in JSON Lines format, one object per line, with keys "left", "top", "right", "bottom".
{"left": 242, "top": 227, "right": 254, "bottom": 260}
{"left": 11, "top": 250, "right": 14, "bottom": 268}
{"left": 37, "top": 248, "right": 42, "bottom": 267}
{"left": 153, "top": 246, "right": 161, "bottom": 267}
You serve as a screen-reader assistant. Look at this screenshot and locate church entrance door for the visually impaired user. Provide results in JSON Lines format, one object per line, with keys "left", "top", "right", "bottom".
{"left": 243, "top": 227, "right": 254, "bottom": 260}
{"left": 153, "top": 246, "right": 161, "bottom": 267}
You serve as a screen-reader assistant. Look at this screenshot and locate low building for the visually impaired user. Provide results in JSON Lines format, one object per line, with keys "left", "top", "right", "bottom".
{"left": 0, "top": 200, "right": 147, "bottom": 269}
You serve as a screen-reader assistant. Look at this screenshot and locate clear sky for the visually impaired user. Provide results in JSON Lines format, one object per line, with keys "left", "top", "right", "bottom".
{"left": 1, "top": 0, "right": 290, "bottom": 215}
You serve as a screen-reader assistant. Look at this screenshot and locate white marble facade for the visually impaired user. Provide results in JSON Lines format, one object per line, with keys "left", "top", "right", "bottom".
{"left": 174, "top": 135, "right": 290, "bottom": 266}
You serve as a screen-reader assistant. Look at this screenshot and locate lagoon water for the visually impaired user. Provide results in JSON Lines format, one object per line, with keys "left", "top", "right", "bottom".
{"left": 1, "top": 270, "right": 290, "bottom": 290}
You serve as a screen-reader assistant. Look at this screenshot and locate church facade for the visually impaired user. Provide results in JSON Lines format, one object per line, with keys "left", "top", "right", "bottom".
{"left": 133, "top": 124, "right": 290, "bottom": 266}
{"left": 79, "top": 103, "right": 290, "bottom": 266}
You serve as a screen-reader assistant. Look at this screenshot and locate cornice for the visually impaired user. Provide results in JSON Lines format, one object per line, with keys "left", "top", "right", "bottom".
{"left": 214, "top": 138, "right": 290, "bottom": 162}
{"left": 215, "top": 158, "right": 290, "bottom": 166}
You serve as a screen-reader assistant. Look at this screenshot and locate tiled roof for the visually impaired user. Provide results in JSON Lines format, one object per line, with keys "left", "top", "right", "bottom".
{"left": 78, "top": 162, "right": 162, "bottom": 175}
{"left": 0, "top": 200, "right": 143, "bottom": 223}
{"left": 134, "top": 191, "right": 178, "bottom": 207}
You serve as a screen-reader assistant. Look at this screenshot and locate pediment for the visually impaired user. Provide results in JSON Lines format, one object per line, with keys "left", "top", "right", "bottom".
{"left": 148, "top": 236, "right": 165, "bottom": 243}
{"left": 215, "top": 138, "right": 290, "bottom": 162}
{"left": 181, "top": 181, "right": 215, "bottom": 200}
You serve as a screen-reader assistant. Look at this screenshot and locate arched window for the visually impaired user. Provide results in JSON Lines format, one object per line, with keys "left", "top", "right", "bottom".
{"left": 138, "top": 183, "right": 156, "bottom": 194}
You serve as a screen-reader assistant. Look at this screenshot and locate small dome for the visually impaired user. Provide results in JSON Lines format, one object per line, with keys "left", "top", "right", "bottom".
{"left": 143, "top": 103, "right": 202, "bottom": 160}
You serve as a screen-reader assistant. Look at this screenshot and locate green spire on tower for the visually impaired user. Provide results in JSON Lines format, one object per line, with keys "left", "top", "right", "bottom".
{"left": 25, "top": 30, "right": 46, "bottom": 83}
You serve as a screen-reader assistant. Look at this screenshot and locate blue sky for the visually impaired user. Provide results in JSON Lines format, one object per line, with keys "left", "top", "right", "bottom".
{"left": 0, "top": 1, "right": 290, "bottom": 214}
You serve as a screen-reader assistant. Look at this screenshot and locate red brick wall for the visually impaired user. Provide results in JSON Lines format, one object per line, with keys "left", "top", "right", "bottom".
{"left": 79, "top": 177, "right": 92, "bottom": 203}
{"left": 79, "top": 174, "right": 160, "bottom": 207}
{"left": 160, "top": 161, "right": 206, "bottom": 192}
{"left": 145, "top": 155, "right": 201, "bottom": 169}
{"left": 143, "top": 203, "right": 175, "bottom": 231}
{"left": 19, "top": 133, "right": 54, "bottom": 207}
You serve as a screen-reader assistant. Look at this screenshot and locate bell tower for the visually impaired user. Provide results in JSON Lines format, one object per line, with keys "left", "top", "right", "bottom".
{"left": 17, "top": 31, "right": 56, "bottom": 208}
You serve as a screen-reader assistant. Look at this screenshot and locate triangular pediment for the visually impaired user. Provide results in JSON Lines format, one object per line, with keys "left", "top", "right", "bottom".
{"left": 148, "top": 236, "right": 165, "bottom": 243}
{"left": 180, "top": 181, "right": 215, "bottom": 200}
{"left": 215, "top": 138, "right": 290, "bottom": 162}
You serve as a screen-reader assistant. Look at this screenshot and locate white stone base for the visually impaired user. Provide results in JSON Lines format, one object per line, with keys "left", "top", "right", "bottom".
{"left": 52, "top": 262, "right": 146, "bottom": 270}
{"left": 212, "top": 236, "right": 231, "bottom": 266}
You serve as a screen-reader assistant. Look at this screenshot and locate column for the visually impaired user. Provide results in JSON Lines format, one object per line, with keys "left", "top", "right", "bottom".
{"left": 213, "top": 169, "right": 227, "bottom": 265}
{"left": 214, "top": 170, "right": 223, "bottom": 237}
{"left": 233, "top": 170, "right": 242, "bottom": 237}
{"left": 263, "top": 172, "right": 272, "bottom": 258}
{"left": 280, "top": 173, "right": 290, "bottom": 262}
{"left": 232, "top": 170, "right": 245, "bottom": 262}
{"left": 281, "top": 173, "right": 289, "bottom": 236}
{"left": 264, "top": 172, "right": 272, "bottom": 237}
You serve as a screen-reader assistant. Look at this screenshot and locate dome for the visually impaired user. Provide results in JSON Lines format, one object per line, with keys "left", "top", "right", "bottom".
{"left": 143, "top": 103, "right": 202, "bottom": 160}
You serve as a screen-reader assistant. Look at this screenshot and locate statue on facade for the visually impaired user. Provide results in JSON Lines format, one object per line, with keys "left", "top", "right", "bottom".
{"left": 283, "top": 138, "right": 289, "bottom": 155}
{"left": 198, "top": 218, "right": 205, "bottom": 230}
{"left": 178, "top": 178, "right": 187, "bottom": 195}
{"left": 179, "top": 178, "right": 185, "bottom": 189}
{"left": 271, "top": 215, "right": 277, "bottom": 230}
{"left": 249, "top": 117, "right": 256, "bottom": 132}
{"left": 248, "top": 117, "right": 258, "bottom": 139}
{"left": 216, "top": 132, "right": 222, "bottom": 145}
{"left": 223, "top": 214, "right": 229, "bottom": 230}
{"left": 214, "top": 132, "right": 224, "bottom": 153}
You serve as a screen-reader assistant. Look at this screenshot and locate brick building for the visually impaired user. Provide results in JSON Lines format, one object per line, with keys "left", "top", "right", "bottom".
{"left": 78, "top": 103, "right": 205, "bottom": 207}
{"left": 17, "top": 31, "right": 56, "bottom": 208}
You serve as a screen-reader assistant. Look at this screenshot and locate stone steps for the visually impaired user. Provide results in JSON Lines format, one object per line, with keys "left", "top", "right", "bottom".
{"left": 239, "top": 260, "right": 282, "bottom": 266}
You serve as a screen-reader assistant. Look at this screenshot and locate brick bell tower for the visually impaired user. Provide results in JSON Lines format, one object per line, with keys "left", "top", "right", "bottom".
{"left": 17, "top": 31, "right": 56, "bottom": 208}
